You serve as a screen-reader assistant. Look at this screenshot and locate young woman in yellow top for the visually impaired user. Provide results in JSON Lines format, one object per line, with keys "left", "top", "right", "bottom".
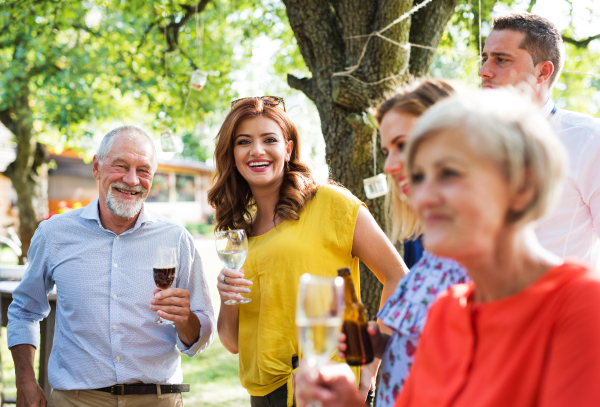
{"left": 208, "top": 97, "right": 407, "bottom": 407}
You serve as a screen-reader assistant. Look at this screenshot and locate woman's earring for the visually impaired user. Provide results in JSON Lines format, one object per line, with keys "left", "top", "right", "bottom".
{"left": 286, "top": 161, "right": 290, "bottom": 171}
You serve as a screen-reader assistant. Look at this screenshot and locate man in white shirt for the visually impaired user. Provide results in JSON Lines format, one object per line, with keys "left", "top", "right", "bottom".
{"left": 479, "top": 12, "right": 600, "bottom": 269}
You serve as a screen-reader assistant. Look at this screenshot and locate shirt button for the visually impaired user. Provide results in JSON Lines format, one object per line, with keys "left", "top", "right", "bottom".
{"left": 115, "top": 236, "right": 120, "bottom": 241}
{"left": 112, "top": 325, "right": 117, "bottom": 330}
{"left": 116, "top": 356, "right": 121, "bottom": 361}
{"left": 113, "top": 264, "right": 118, "bottom": 268}
{"left": 112, "top": 294, "right": 117, "bottom": 300}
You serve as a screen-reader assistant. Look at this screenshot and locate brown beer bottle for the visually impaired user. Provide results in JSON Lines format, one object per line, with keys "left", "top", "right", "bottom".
{"left": 338, "top": 267, "right": 374, "bottom": 366}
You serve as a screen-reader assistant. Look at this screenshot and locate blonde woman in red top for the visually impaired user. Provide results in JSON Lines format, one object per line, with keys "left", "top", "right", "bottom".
{"left": 295, "top": 90, "right": 600, "bottom": 407}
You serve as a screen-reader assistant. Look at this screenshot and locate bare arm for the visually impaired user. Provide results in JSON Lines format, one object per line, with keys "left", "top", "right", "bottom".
{"left": 351, "top": 206, "right": 408, "bottom": 397}
{"left": 352, "top": 206, "right": 408, "bottom": 312}
{"left": 216, "top": 267, "right": 252, "bottom": 354}
{"left": 11, "top": 344, "right": 46, "bottom": 407}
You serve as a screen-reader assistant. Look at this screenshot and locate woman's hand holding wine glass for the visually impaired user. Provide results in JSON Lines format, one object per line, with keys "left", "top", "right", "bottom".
{"left": 216, "top": 229, "right": 252, "bottom": 305}
{"left": 217, "top": 267, "right": 253, "bottom": 304}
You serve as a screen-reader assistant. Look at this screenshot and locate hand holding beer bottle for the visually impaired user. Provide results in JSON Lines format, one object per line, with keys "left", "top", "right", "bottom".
{"left": 337, "top": 268, "right": 374, "bottom": 366}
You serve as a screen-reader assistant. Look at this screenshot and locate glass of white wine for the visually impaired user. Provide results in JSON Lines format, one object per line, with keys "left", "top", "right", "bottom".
{"left": 296, "top": 274, "right": 345, "bottom": 368}
{"left": 215, "top": 229, "right": 250, "bottom": 305}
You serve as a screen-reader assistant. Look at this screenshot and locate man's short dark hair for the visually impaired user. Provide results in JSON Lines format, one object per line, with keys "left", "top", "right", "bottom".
{"left": 493, "top": 12, "right": 564, "bottom": 88}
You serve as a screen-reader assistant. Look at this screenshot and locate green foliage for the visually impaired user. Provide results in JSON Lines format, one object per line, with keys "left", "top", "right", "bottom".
{"left": 430, "top": 0, "right": 600, "bottom": 117}
{"left": 0, "top": 0, "right": 298, "bottom": 162}
{"left": 553, "top": 43, "right": 600, "bottom": 116}
{"left": 185, "top": 221, "right": 215, "bottom": 237}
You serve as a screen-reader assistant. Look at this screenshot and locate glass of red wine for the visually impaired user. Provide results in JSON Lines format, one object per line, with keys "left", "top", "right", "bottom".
{"left": 153, "top": 246, "right": 177, "bottom": 324}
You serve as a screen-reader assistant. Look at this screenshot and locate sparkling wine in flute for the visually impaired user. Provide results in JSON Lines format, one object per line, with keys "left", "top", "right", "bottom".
{"left": 217, "top": 250, "right": 247, "bottom": 271}
{"left": 296, "top": 274, "right": 345, "bottom": 368}
{"left": 297, "top": 316, "right": 343, "bottom": 367}
{"left": 215, "top": 229, "right": 251, "bottom": 305}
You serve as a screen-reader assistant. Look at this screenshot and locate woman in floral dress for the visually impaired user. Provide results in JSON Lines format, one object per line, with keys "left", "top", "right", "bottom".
{"left": 373, "top": 79, "right": 470, "bottom": 407}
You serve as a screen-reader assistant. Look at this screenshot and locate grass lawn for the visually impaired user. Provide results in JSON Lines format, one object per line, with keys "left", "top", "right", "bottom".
{"left": 0, "top": 238, "right": 249, "bottom": 406}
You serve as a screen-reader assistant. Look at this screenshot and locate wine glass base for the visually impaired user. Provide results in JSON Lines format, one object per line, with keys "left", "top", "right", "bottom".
{"left": 155, "top": 317, "right": 174, "bottom": 325}
{"left": 224, "top": 298, "right": 252, "bottom": 305}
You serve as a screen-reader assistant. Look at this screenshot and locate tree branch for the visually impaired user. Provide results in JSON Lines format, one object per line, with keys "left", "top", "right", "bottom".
{"left": 137, "top": 0, "right": 211, "bottom": 64}
{"left": 178, "top": 48, "right": 199, "bottom": 71}
{"left": 0, "top": 109, "right": 16, "bottom": 136}
{"left": 136, "top": 20, "right": 160, "bottom": 53}
{"left": 282, "top": 0, "right": 346, "bottom": 90}
{"left": 408, "top": 0, "right": 461, "bottom": 77}
{"left": 562, "top": 33, "right": 600, "bottom": 48}
{"left": 287, "top": 74, "right": 318, "bottom": 103}
{"left": 333, "top": 0, "right": 376, "bottom": 68}
{"left": 71, "top": 23, "right": 102, "bottom": 38}
{"left": 527, "top": 0, "right": 537, "bottom": 13}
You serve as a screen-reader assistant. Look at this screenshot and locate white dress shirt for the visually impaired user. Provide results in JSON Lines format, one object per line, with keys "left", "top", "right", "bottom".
{"left": 535, "top": 99, "right": 600, "bottom": 270}
{"left": 8, "top": 198, "right": 216, "bottom": 389}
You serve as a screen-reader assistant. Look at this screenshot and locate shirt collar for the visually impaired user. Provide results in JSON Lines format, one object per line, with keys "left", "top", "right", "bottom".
{"left": 540, "top": 98, "right": 555, "bottom": 119}
{"left": 80, "top": 196, "right": 157, "bottom": 233}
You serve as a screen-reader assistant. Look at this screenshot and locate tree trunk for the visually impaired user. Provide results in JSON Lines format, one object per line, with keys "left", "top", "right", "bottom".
{"left": 0, "top": 91, "right": 48, "bottom": 265}
{"left": 408, "top": 0, "right": 462, "bottom": 76}
{"left": 283, "top": 0, "right": 459, "bottom": 318}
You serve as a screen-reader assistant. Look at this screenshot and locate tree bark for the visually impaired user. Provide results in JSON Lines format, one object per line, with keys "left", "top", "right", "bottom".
{"left": 0, "top": 91, "right": 48, "bottom": 265}
{"left": 283, "top": 0, "right": 458, "bottom": 318}
{"left": 408, "top": 0, "right": 462, "bottom": 76}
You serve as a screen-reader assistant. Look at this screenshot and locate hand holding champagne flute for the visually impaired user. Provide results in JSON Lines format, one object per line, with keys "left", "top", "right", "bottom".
{"left": 216, "top": 229, "right": 252, "bottom": 305}
{"left": 296, "top": 274, "right": 345, "bottom": 367}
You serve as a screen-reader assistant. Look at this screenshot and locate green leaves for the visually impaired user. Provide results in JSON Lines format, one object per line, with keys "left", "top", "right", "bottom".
{"left": 0, "top": 0, "right": 299, "bottom": 162}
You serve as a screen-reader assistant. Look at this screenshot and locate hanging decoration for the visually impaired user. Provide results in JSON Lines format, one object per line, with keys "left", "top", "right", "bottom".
{"left": 190, "top": 7, "right": 208, "bottom": 91}
{"left": 189, "top": 69, "right": 208, "bottom": 91}
{"left": 363, "top": 126, "right": 388, "bottom": 199}
{"left": 160, "top": 128, "right": 176, "bottom": 153}
{"left": 161, "top": 22, "right": 177, "bottom": 153}
{"left": 182, "top": 7, "right": 208, "bottom": 115}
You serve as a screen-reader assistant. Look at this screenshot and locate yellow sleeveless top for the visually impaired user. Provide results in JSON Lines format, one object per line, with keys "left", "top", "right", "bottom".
{"left": 238, "top": 185, "right": 364, "bottom": 401}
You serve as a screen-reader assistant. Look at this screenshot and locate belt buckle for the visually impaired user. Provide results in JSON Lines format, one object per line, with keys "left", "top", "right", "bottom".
{"left": 111, "top": 384, "right": 125, "bottom": 396}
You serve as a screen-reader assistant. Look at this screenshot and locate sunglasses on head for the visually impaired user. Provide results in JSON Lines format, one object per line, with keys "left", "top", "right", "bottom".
{"left": 230, "top": 96, "right": 286, "bottom": 112}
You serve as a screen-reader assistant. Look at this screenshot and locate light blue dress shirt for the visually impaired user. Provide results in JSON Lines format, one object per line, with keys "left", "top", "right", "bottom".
{"left": 7, "top": 197, "right": 216, "bottom": 390}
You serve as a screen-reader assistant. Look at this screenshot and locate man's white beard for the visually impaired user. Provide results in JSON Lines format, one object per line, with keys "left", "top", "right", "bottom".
{"left": 106, "top": 182, "right": 147, "bottom": 219}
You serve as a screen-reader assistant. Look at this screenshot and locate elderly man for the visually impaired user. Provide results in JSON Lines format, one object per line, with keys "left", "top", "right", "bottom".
{"left": 479, "top": 12, "right": 600, "bottom": 270}
{"left": 8, "top": 126, "right": 215, "bottom": 406}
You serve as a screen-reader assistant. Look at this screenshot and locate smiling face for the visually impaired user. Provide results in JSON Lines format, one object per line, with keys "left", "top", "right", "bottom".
{"left": 233, "top": 116, "right": 293, "bottom": 191}
{"left": 380, "top": 110, "right": 420, "bottom": 196}
{"left": 479, "top": 30, "right": 538, "bottom": 90}
{"left": 93, "top": 134, "right": 154, "bottom": 221}
{"left": 408, "top": 128, "right": 511, "bottom": 261}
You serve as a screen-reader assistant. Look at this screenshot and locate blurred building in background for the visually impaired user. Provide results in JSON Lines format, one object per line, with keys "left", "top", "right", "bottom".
{"left": 47, "top": 151, "right": 215, "bottom": 225}
{"left": 0, "top": 123, "right": 214, "bottom": 235}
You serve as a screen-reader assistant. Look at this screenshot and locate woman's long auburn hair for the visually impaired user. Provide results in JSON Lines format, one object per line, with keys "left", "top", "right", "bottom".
{"left": 208, "top": 98, "right": 319, "bottom": 234}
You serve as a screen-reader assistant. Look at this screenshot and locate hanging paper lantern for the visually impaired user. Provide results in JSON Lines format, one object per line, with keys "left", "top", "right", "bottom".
{"left": 160, "top": 128, "right": 176, "bottom": 152}
{"left": 189, "top": 70, "right": 208, "bottom": 91}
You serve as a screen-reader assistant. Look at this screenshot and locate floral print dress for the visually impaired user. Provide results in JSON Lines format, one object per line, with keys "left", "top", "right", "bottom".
{"left": 376, "top": 251, "right": 469, "bottom": 407}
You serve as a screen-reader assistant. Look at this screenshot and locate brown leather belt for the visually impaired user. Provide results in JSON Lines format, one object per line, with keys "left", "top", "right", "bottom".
{"left": 94, "top": 383, "right": 190, "bottom": 396}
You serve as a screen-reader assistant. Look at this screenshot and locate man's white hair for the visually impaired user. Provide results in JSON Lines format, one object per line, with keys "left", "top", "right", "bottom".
{"left": 96, "top": 125, "right": 158, "bottom": 173}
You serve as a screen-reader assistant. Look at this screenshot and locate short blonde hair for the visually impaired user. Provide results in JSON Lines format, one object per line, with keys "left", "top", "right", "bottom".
{"left": 406, "top": 89, "right": 567, "bottom": 224}
{"left": 375, "top": 78, "right": 462, "bottom": 242}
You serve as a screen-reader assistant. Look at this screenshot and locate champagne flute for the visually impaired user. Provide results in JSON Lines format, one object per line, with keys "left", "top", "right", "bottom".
{"left": 153, "top": 246, "right": 177, "bottom": 324}
{"left": 296, "top": 274, "right": 345, "bottom": 368}
{"left": 215, "top": 229, "right": 250, "bottom": 305}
